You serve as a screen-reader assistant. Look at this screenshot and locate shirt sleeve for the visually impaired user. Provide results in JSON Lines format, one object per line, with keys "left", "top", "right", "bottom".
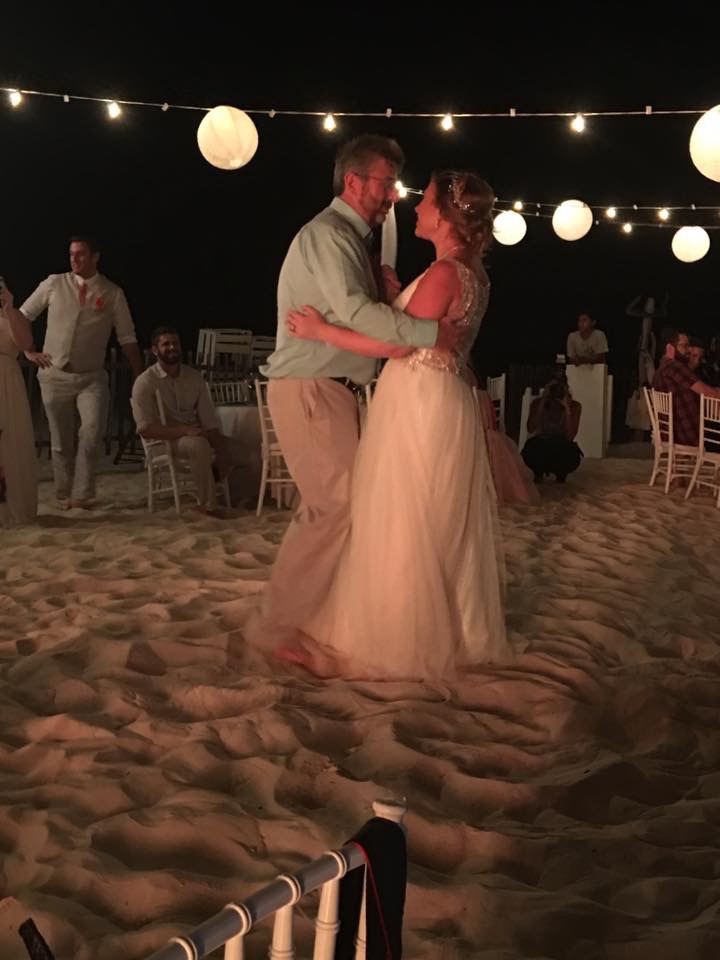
{"left": 111, "top": 287, "right": 138, "bottom": 345}
{"left": 19, "top": 275, "right": 55, "bottom": 321}
{"left": 130, "top": 375, "right": 159, "bottom": 432}
{"left": 595, "top": 331, "right": 609, "bottom": 353}
{"left": 300, "top": 224, "right": 438, "bottom": 348}
{"left": 196, "top": 378, "right": 220, "bottom": 431}
{"left": 566, "top": 333, "right": 577, "bottom": 359}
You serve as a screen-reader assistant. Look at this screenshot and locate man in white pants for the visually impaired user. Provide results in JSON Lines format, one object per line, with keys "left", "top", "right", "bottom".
{"left": 16, "top": 236, "right": 143, "bottom": 507}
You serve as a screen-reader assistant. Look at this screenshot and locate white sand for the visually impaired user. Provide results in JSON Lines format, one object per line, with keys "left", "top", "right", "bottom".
{"left": 2, "top": 458, "right": 720, "bottom": 960}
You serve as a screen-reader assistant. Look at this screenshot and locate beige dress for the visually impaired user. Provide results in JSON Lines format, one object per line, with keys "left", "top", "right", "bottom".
{"left": 0, "top": 313, "right": 38, "bottom": 525}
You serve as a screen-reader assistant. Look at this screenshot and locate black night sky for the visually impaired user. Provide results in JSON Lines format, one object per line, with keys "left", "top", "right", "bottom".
{"left": 2, "top": 4, "right": 719, "bottom": 376}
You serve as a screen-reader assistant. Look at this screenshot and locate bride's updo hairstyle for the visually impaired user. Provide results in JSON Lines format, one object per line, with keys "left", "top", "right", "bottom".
{"left": 433, "top": 170, "right": 495, "bottom": 253}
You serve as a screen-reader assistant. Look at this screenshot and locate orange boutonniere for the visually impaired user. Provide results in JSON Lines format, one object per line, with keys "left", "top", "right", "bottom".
{"left": 94, "top": 296, "right": 105, "bottom": 311}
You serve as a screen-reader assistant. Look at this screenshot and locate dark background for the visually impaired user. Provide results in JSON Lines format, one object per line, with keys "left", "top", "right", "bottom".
{"left": 2, "top": 2, "right": 719, "bottom": 376}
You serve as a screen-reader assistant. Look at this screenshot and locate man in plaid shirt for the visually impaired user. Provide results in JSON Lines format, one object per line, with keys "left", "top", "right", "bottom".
{"left": 653, "top": 330, "right": 720, "bottom": 445}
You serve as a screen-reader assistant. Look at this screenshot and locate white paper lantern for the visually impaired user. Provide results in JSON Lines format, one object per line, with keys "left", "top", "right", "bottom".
{"left": 197, "top": 106, "right": 259, "bottom": 170}
{"left": 671, "top": 226, "right": 710, "bottom": 263}
{"left": 552, "top": 199, "right": 593, "bottom": 241}
{"left": 493, "top": 210, "right": 527, "bottom": 246}
{"left": 689, "top": 105, "right": 720, "bottom": 183}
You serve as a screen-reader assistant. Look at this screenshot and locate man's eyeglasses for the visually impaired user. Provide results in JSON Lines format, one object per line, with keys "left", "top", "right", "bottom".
{"left": 352, "top": 173, "right": 399, "bottom": 193}
{"left": 351, "top": 173, "right": 424, "bottom": 197}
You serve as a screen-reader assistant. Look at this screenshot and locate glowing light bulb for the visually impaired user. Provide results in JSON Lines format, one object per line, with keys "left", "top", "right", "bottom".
{"left": 440, "top": 113, "right": 454, "bottom": 131}
{"left": 658, "top": 207, "right": 670, "bottom": 221}
{"left": 622, "top": 222, "right": 633, "bottom": 234}
{"left": 395, "top": 180, "right": 408, "bottom": 199}
{"left": 605, "top": 207, "right": 617, "bottom": 219}
{"left": 323, "top": 113, "right": 336, "bottom": 132}
{"left": 513, "top": 200, "right": 524, "bottom": 211}
{"left": 107, "top": 101, "right": 122, "bottom": 119}
{"left": 570, "top": 113, "right": 586, "bottom": 133}
{"left": 8, "top": 89, "right": 23, "bottom": 108}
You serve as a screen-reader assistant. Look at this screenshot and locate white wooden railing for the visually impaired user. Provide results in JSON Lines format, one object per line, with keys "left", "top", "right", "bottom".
{"left": 145, "top": 799, "right": 406, "bottom": 960}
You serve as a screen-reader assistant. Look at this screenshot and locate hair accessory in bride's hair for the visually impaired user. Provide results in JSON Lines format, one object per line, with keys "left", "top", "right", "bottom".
{"left": 449, "top": 173, "right": 472, "bottom": 212}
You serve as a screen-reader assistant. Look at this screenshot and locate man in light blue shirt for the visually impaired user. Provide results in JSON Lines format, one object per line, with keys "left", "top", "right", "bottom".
{"left": 261, "top": 135, "right": 449, "bottom": 633}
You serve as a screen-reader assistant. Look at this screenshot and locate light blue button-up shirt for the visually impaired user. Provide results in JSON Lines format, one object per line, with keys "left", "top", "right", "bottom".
{"left": 262, "top": 198, "right": 437, "bottom": 384}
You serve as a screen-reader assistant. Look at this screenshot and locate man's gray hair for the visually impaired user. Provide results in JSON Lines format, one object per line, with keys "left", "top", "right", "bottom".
{"left": 332, "top": 134, "right": 405, "bottom": 196}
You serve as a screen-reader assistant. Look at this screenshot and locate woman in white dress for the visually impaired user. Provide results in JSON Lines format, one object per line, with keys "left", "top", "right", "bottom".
{"left": 282, "top": 171, "right": 509, "bottom": 680}
{"left": 0, "top": 284, "right": 38, "bottom": 526}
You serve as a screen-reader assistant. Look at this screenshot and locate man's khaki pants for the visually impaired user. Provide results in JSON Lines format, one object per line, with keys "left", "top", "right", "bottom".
{"left": 263, "top": 378, "right": 359, "bottom": 629}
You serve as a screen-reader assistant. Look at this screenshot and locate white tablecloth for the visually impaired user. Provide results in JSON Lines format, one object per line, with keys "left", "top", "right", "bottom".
{"left": 216, "top": 403, "right": 262, "bottom": 505}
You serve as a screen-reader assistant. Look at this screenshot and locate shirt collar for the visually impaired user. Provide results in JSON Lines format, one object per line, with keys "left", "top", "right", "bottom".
{"left": 152, "top": 361, "right": 185, "bottom": 379}
{"left": 73, "top": 272, "right": 99, "bottom": 288}
{"left": 330, "top": 197, "right": 373, "bottom": 241}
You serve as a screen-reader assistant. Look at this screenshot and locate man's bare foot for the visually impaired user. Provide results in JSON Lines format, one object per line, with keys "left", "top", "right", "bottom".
{"left": 275, "top": 644, "right": 341, "bottom": 679}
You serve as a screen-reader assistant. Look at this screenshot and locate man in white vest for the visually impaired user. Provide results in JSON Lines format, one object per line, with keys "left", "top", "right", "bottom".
{"left": 18, "top": 236, "right": 143, "bottom": 507}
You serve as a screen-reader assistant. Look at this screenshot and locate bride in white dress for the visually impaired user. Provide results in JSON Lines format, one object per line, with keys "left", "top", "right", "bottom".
{"left": 0, "top": 284, "right": 38, "bottom": 526}
{"left": 284, "top": 170, "right": 508, "bottom": 680}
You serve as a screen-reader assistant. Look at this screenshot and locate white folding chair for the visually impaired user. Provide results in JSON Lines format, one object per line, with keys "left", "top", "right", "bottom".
{"left": 649, "top": 388, "right": 698, "bottom": 493}
{"left": 141, "top": 390, "right": 230, "bottom": 513}
{"left": 364, "top": 377, "right": 378, "bottom": 409}
{"left": 487, "top": 373, "right": 506, "bottom": 433}
{"left": 210, "top": 380, "right": 246, "bottom": 405}
{"left": 199, "top": 329, "right": 253, "bottom": 381}
{"left": 518, "top": 387, "right": 541, "bottom": 450}
{"left": 684, "top": 394, "right": 720, "bottom": 506}
{"left": 250, "top": 335, "right": 277, "bottom": 368}
{"left": 255, "top": 379, "right": 296, "bottom": 516}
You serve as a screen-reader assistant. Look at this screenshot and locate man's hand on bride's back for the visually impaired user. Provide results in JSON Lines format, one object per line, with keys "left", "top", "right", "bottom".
{"left": 435, "top": 321, "right": 461, "bottom": 353}
{"left": 287, "top": 306, "right": 327, "bottom": 341}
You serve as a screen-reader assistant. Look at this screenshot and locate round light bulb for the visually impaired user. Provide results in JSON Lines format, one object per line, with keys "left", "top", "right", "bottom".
{"left": 658, "top": 208, "right": 670, "bottom": 221}
{"left": 605, "top": 207, "right": 617, "bottom": 219}
{"left": 440, "top": 113, "right": 454, "bottom": 131}
{"left": 9, "top": 89, "right": 23, "bottom": 108}
{"left": 622, "top": 222, "right": 633, "bottom": 234}
{"left": 107, "top": 101, "right": 122, "bottom": 119}
{"left": 513, "top": 200, "right": 524, "bottom": 211}
{"left": 395, "top": 180, "right": 408, "bottom": 199}
{"left": 570, "top": 113, "right": 586, "bottom": 133}
{"left": 323, "top": 113, "right": 336, "bottom": 132}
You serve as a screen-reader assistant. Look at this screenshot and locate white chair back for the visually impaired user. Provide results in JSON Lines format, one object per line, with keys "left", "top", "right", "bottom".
{"left": 650, "top": 389, "right": 674, "bottom": 446}
{"left": 250, "top": 335, "right": 276, "bottom": 367}
{"left": 143, "top": 800, "right": 406, "bottom": 960}
{"left": 699, "top": 394, "right": 720, "bottom": 450}
{"left": 487, "top": 373, "right": 506, "bottom": 432}
{"left": 254, "top": 379, "right": 296, "bottom": 515}
{"left": 197, "top": 329, "right": 253, "bottom": 380}
{"left": 210, "top": 380, "right": 247, "bottom": 405}
{"left": 649, "top": 388, "right": 698, "bottom": 493}
{"left": 518, "top": 387, "right": 541, "bottom": 450}
{"left": 684, "top": 394, "right": 720, "bottom": 506}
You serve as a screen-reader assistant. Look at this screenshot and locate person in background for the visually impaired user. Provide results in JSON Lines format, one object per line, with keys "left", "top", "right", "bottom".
{"left": 131, "top": 327, "right": 230, "bottom": 515}
{"left": 522, "top": 375, "right": 582, "bottom": 483}
{"left": 5, "top": 236, "right": 143, "bottom": 508}
{"left": 566, "top": 313, "right": 608, "bottom": 366}
{"left": 0, "top": 280, "right": 37, "bottom": 525}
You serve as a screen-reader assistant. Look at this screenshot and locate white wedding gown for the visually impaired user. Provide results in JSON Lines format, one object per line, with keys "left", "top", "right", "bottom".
{"left": 300, "top": 258, "right": 508, "bottom": 680}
